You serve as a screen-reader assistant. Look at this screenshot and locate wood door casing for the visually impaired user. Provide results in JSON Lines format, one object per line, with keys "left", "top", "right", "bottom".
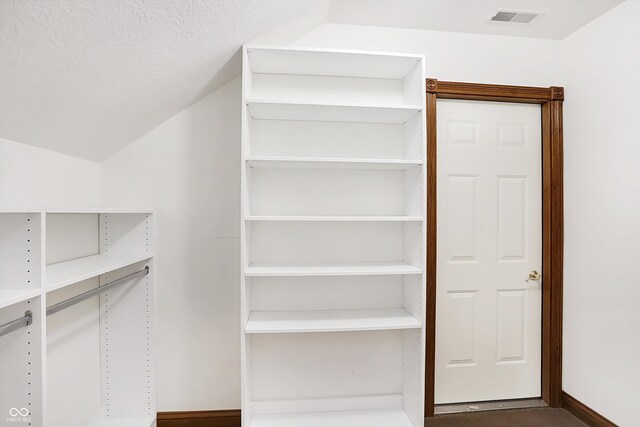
{"left": 425, "top": 79, "right": 564, "bottom": 417}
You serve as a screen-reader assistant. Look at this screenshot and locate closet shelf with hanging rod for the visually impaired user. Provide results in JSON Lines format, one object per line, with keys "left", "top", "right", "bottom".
{"left": 46, "top": 253, "right": 153, "bottom": 292}
{"left": 47, "top": 266, "right": 149, "bottom": 316}
{"left": 1, "top": 207, "right": 155, "bottom": 427}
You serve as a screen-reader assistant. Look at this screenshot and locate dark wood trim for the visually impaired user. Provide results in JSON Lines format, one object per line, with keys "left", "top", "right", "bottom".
{"left": 425, "top": 91, "right": 438, "bottom": 418}
{"left": 562, "top": 392, "right": 618, "bottom": 427}
{"left": 157, "top": 409, "right": 240, "bottom": 427}
{"left": 426, "top": 78, "right": 563, "bottom": 103}
{"left": 425, "top": 79, "right": 564, "bottom": 417}
{"left": 546, "top": 99, "right": 565, "bottom": 407}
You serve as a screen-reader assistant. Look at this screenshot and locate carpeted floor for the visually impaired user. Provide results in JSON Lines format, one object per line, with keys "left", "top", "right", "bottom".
{"left": 425, "top": 408, "right": 587, "bottom": 427}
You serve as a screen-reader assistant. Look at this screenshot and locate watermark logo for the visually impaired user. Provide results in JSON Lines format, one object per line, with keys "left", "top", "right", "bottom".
{"left": 6, "top": 408, "right": 30, "bottom": 423}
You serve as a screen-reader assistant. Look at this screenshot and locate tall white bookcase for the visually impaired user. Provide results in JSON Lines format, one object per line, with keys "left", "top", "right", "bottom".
{"left": 0, "top": 208, "right": 155, "bottom": 427}
{"left": 241, "top": 46, "right": 426, "bottom": 426}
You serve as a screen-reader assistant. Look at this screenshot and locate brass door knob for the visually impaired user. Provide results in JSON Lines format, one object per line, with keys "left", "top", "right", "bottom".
{"left": 526, "top": 270, "right": 542, "bottom": 282}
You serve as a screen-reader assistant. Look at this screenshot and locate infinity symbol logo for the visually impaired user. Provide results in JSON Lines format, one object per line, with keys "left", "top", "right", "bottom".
{"left": 9, "top": 408, "right": 29, "bottom": 417}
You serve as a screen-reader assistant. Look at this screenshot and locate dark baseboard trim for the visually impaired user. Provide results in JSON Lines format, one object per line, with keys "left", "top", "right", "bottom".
{"left": 157, "top": 397, "right": 616, "bottom": 427}
{"left": 157, "top": 409, "right": 241, "bottom": 427}
{"left": 561, "top": 392, "right": 618, "bottom": 427}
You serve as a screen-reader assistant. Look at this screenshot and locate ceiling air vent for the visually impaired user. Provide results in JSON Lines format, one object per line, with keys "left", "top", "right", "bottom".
{"left": 490, "top": 10, "right": 540, "bottom": 24}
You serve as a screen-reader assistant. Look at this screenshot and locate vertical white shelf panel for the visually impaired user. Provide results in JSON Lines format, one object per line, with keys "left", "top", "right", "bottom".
{"left": 0, "top": 209, "right": 45, "bottom": 427}
{"left": 242, "top": 45, "right": 426, "bottom": 426}
{"left": 0, "top": 295, "right": 45, "bottom": 427}
{"left": 44, "top": 210, "right": 155, "bottom": 427}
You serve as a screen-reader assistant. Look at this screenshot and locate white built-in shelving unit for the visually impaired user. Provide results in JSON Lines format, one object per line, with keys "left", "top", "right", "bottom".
{"left": 241, "top": 45, "right": 426, "bottom": 426}
{"left": 0, "top": 208, "right": 45, "bottom": 426}
{"left": 0, "top": 207, "right": 155, "bottom": 427}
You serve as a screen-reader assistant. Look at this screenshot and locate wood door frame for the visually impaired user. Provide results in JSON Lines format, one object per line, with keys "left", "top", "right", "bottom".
{"left": 425, "top": 79, "right": 564, "bottom": 417}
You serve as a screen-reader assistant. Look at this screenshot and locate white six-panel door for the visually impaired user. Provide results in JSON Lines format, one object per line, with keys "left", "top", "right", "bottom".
{"left": 435, "top": 99, "right": 542, "bottom": 404}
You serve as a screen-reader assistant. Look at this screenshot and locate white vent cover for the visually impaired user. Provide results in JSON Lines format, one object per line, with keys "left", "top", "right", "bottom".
{"left": 490, "top": 9, "right": 541, "bottom": 23}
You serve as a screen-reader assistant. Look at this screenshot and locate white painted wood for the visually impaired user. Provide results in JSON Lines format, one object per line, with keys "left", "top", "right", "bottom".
{"left": 0, "top": 212, "right": 43, "bottom": 293}
{"left": 46, "top": 213, "right": 99, "bottom": 264}
{"left": 251, "top": 408, "right": 414, "bottom": 427}
{"left": 251, "top": 276, "right": 403, "bottom": 312}
{"left": 99, "top": 261, "right": 155, "bottom": 421}
{"left": 250, "top": 222, "right": 407, "bottom": 265}
{"left": 246, "top": 100, "right": 421, "bottom": 124}
{"left": 42, "top": 210, "right": 155, "bottom": 426}
{"left": 251, "top": 332, "right": 403, "bottom": 401}
{"left": 46, "top": 278, "right": 102, "bottom": 426}
{"left": 0, "top": 288, "right": 42, "bottom": 309}
{"left": 246, "top": 157, "right": 423, "bottom": 170}
{"left": 46, "top": 208, "right": 152, "bottom": 214}
{"left": 46, "top": 253, "right": 153, "bottom": 292}
{"left": 249, "top": 119, "right": 405, "bottom": 160}
{"left": 242, "top": 45, "right": 425, "bottom": 426}
{"left": 246, "top": 45, "right": 423, "bottom": 79}
{"left": 85, "top": 407, "right": 155, "bottom": 427}
{"left": 0, "top": 296, "right": 44, "bottom": 427}
{"left": 245, "top": 261, "right": 422, "bottom": 277}
{"left": 241, "top": 45, "right": 252, "bottom": 427}
{"left": 0, "top": 210, "right": 45, "bottom": 426}
{"left": 0, "top": 207, "right": 44, "bottom": 213}
{"left": 245, "top": 215, "right": 423, "bottom": 222}
{"left": 251, "top": 73, "right": 406, "bottom": 106}
{"left": 252, "top": 394, "right": 403, "bottom": 415}
{"left": 435, "top": 100, "right": 542, "bottom": 403}
{"left": 245, "top": 308, "right": 421, "bottom": 334}
{"left": 248, "top": 167, "right": 412, "bottom": 216}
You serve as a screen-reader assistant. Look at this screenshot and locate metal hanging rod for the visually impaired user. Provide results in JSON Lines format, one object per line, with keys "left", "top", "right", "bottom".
{"left": 0, "top": 311, "right": 33, "bottom": 338}
{"left": 47, "top": 266, "right": 149, "bottom": 316}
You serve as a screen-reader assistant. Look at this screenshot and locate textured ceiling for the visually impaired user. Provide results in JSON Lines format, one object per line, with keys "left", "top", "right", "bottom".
{"left": 0, "top": 0, "right": 328, "bottom": 161}
{"left": 327, "top": 0, "right": 623, "bottom": 40}
{"left": 0, "top": 0, "right": 623, "bottom": 161}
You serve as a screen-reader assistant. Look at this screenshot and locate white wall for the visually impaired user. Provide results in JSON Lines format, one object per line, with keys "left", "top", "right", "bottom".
{"left": 561, "top": 2, "right": 640, "bottom": 426}
{"left": 0, "top": 137, "right": 100, "bottom": 207}
{"left": 101, "top": 77, "right": 241, "bottom": 410}
{"left": 293, "top": 23, "right": 562, "bottom": 86}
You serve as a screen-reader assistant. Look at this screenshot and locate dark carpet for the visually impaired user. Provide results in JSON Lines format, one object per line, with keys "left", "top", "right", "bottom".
{"left": 425, "top": 408, "right": 587, "bottom": 427}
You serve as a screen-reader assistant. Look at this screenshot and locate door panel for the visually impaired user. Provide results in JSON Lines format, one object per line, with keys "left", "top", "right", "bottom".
{"left": 435, "top": 100, "right": 542, "bottom": 404}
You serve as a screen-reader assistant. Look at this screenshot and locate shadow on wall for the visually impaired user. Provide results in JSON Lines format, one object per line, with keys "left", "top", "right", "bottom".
{"left": 191, "top": 48, "right": 243, "bottom": 109}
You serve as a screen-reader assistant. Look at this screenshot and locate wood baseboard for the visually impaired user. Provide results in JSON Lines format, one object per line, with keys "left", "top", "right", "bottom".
{"left": 157, "top": 396, "right": 616, "bottom": 427}
{"left": 157, "top": 409, "right": 241, "bottom": 427}
{"left": 561, "top": 392, "right": 618, "bottom": 427}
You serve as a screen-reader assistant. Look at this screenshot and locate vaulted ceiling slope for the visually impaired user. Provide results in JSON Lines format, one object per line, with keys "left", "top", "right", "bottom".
{"left": 0, "top": 0, "right": 329, "bottom": 161}
{"left": 0, "top": 0, "right": 622, "bottom": 162}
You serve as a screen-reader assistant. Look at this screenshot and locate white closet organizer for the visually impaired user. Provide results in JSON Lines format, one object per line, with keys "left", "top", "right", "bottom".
{"left": 0, "top": 208, "right": 45, "bottom": 427}
{"left": 241, "top": 46, "right": 426, "bottom": 426}
{"left": 0, "top": 208, "right": 155, "bottom": 427}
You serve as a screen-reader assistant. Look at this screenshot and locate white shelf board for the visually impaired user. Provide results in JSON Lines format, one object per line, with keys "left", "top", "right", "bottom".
{"left": 246, "top": 100, "right": 421, "bottom": 124}
{"left": 86, "top": 409, "right": 155, "bottom": 427}
{"left": 246, "top": 44, "right": 423, "bottom": 79}
{"left": 0, "top": 288, "right": 42, "bottom": 309}
{"left": 245, "top": 261, "right": 422, "bottom": 277}
{"left": 46, "top": 253, "right": 153, "bottom": 292}
{"left": 245, "top": 308, "right": 421, "bottom": 334}
{"left": 245, "top": 216, "right": 423, "bottom": 222}
{"left": 251, "top": 408, "right": 414, "bottom": 427}
{"left": 46, "top": 207, "right": 153, "bottom": 214}
{"left": 246, "top": 156, "right": 423, "bottom": 170}
{"left": 0, "top": 207, "right": 44, "bottom": 214}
